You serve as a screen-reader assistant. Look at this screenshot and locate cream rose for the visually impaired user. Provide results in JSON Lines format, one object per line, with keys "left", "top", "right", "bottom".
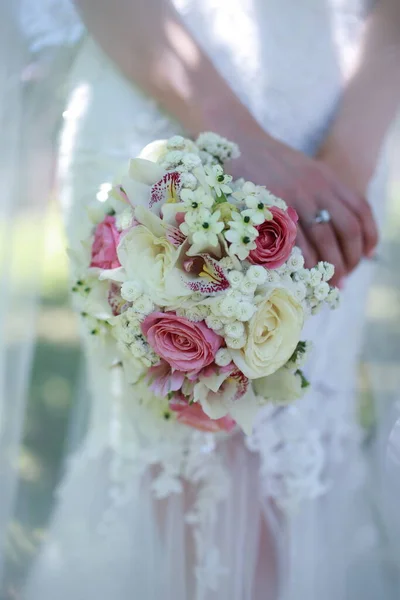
{"left": 117, "top": 225, "right": 182, "bottom": 307}
{"left": 231, "top": 289, "right": 304, "bottom": 379}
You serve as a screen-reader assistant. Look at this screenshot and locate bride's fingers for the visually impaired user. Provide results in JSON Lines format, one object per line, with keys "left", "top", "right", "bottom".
{"left": 298, "top": 205, "right": 347, "bottom": 282}
{"left": 334, "top": 182, "right": 379, "bottom": 256}
{"left": 296, "top": 224, "right": 317, "bottom": 268}
{"left": 322, "top": 198, "right": 363, "bottom": 273}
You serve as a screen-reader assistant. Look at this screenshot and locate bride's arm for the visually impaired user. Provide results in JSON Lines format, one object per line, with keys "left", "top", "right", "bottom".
{"left": 72, "top": 0, "right": 378, "bottom": 283}
{"left": 318, "top": 0, "right": 400, "bottom": 195}
{"left": 73, "top": 0, "right": 261, "bottom": 138}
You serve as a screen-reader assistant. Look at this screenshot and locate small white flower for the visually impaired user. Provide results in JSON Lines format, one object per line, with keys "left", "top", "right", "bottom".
{"left": 317, "top": 261, "right": 335, "bottom": 282}
{"left": 205, "top": 314, "right": 224, "bottom": 331}
{"left": 180, "top": 172, "right": 198, "bottom": 190}
{"left": 130, "top": 340, "right": 147, "bottom": 358}
{"left": 228, "top": 211, "right": 259, "bottom": 236}
{"left": 225, "top": 216, "right": 258, "bottom": 260}
{"left": 191, "top": 210, "right": 224, "bottom": 247}
{"left": 227, "top": 289, "right": 243, "bottom": 301}
{"left": 177, "top": 304, "right": 210, "bottom": 322}
{"left": 219, "top": 257, "right": 236, "bottom": 270}
{"left": 215, "top": 348, "right": 232, "bottom": 367}
{"left": 220, "top": 296, "right": 239, "bottom": 319}
{"left": 116, "top": 325, "right": 137, "bottom": 345}
{"left": 121, "top": 280, "right": 143, "bottom": 302}
{"left": 327, "top": 287, "right": 340, "bottom": 309}
{"left": 210, "top": 297, "right": 225, "bottom": 316}
{"left": 287, "top": 252, "right": 305, "bottom": 272}
{"left": 244, "top": 194, "right": 273, "bottom": 223}
{"left": 309, "top": 269, "right": 323, "bottom": 287}
{"left": 236, "top": 301, "right": 256, "bottom": 322}
{"left": 227, "top": 270, "right": 244, "bottom": 288}
{"left": 246, "top": 265, "right": 267, "bottom": 285}
{"left": 116, "top": 340, "right": 131, "bottom": 357}
{"left": 264, "top": 269, "right": 281, "bottom": 284}
{"left": 198, "top": 150, "right": 215, "bottom": 166}
{"left": 293, "top": 282, "right": 307, "bottom": 302}
{"left": 225, "top": 335, "right": 246, "bottom": 349}
{"left": 182, "top": 152, "right": 202, "bottom": 171}
{"left": 162, "top": 150, "right": 183, "bottom": 169}
{"left": 180, "top": 208, "right": 224, "bottom": 246}
{"left": 240, "top": 278, "right": 257, "bottom": 296}
{"left": 224, "top": 320, "right": 245, "bottom": 339}
{"left": 204, "top": 164, "right": 232, "bottom": 196}
{"left": 314, "top": 281, "right": 330, "bottom": 301}
{"left": 196, "top": 132, "right": 240, "bottom": 162}
{"left": 180, "top": 188, "right": 214, "bottom": 212}
{"left": 297, "top": 268, "right": 311, "bottom": 284}
{"left": 167, "top": 135, "right": 186, "bottom": 150}
{"left": 132, "top": 294, "right": 155, "bottom": 315}
{"left": 234, "top": 181, "right": 284, "bottom": 211}
{"left": 240, "top": 207, "right": 266, "bottom": 226}
{"left": 122, "top": 308, "right": 143, "bottom": 328}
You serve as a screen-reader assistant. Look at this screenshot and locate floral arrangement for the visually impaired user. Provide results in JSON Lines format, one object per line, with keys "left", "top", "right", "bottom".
{"left": 70, "top": 133, "right": 339, "bottom": 435}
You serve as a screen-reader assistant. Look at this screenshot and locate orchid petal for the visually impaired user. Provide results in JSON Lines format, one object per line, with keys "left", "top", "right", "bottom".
{"left": 129, "top": 158, "right": 165, "bottom": 185}
{"left": 98, "top": 267, "right": 126, "bottom": 283}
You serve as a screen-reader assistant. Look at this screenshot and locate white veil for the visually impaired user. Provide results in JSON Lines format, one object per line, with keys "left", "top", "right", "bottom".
{"left": 0, "top": 0, "right": 83, "bottom": 591}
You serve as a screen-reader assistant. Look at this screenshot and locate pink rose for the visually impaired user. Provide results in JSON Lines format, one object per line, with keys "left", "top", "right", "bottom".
{"left": 141, "top": 312, "right": 222, "bottom": 374}
{"left": 90, "top": 215, "right": 121, "bottom": 270}
{"left": 248, "top": 206, "right": 298, "bottom": 269}
{"left": 170, "top": 396, "right": 236, "bottom": 433}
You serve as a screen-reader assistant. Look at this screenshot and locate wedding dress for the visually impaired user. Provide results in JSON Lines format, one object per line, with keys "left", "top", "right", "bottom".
{"left": 20, "top": 1, "right": 396, "bottom": 599}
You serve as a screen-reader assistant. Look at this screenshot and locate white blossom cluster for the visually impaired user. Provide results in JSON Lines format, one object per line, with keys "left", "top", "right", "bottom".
{"left": 195, "top": 131, "right": 240, "bottom": 164}
{"left": 70, "top": 131, "right": 341, "bottom": 435}
{"left": 112, "top": 307, "right": 159, "bottom": 369}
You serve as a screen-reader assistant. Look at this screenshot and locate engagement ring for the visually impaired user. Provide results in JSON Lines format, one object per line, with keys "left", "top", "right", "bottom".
{"left": 313, "top": 209, "right": 331, "bottom": 224}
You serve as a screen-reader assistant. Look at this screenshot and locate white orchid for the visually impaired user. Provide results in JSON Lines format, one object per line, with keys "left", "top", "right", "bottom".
{"left": 193, "top": 369, "right": 261, "bottom": 435}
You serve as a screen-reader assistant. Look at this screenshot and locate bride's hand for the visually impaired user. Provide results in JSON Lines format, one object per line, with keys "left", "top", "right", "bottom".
{"left": 227, "top": 133, "right": 378, "bottom": 286}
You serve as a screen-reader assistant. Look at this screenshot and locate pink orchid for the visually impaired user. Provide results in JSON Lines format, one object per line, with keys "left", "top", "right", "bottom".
{"left": 147, "top": 361, "right": 185, "bottom": 397}
{"left": 169, "top": 396, "right": 236, "bottom": 433}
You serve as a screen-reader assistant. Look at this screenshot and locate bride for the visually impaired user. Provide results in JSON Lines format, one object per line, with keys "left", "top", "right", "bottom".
{"left": 23, "top": 0, "right": 400, "bottom": 598}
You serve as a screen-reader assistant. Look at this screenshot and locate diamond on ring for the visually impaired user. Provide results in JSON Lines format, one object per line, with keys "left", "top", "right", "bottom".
{"left": 313, "top": 209, "right": 331, "bottom": 224}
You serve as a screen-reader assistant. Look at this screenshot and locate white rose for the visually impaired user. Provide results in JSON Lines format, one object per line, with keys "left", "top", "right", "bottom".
{"left": 231, "top": 289, "right": 304, "bottom": 379}
{"left": 253, "top": 367, "right": 304, "bottom": 402}
{"left": 117, "top": 225, "right": 184, "bottom": 307}
{"left": 138, "top": 139, "right": 169, "bottom": 162}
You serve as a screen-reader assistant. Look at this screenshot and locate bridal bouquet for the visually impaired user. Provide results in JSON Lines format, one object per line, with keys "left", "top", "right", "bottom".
{"left": 70, "top": 133, "right": 339, "bottom": 435}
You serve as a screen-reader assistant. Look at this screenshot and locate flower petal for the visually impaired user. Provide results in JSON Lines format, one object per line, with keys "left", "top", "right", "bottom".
{"left": 129, "top": 158, "right": 165, "bottom": 185}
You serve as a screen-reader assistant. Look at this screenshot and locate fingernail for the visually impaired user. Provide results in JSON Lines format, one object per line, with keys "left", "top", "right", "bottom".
{"left": 366, "top": 248, "right": 376, "bottom": 259}
{"left": 337, "top": 278, "right": 345, "bottom": 290}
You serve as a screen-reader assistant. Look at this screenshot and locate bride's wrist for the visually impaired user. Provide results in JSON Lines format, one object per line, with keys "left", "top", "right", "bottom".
{"left": 317, "top": 133, "right": 374, "bottom": 196}
{"left": 189, "top": 91, "right": 269, "bottom": 144}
